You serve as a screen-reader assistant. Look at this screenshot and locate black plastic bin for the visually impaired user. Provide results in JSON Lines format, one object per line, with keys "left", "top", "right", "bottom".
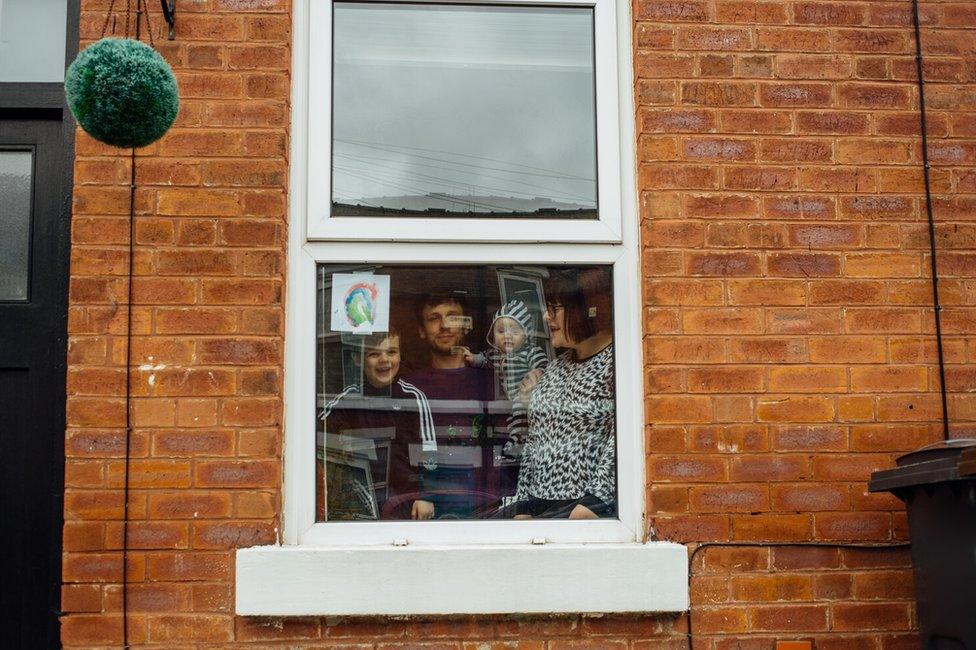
{"left": 869, "top": 439, "right": 976, "bottom": 650}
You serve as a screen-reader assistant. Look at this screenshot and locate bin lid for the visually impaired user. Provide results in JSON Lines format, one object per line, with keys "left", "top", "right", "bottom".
{"left": 868, "top": 438, "right": 976, "bottom": 493}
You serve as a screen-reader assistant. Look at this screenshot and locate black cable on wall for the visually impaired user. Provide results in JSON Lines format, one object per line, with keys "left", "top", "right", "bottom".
{"left": 911, "top": 0, "right": 951, "bottom": 442}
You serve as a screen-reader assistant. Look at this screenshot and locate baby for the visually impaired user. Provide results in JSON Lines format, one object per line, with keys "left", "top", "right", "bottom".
{"left": 464, "top": 300, "right": 548, "bottom": 448}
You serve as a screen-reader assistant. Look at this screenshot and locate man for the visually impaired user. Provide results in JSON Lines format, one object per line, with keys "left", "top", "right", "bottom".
{"left": 401, "top": 292, "right": 498, "bottom": 520}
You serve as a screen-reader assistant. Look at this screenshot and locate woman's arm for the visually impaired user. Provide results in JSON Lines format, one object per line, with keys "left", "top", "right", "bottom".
{"left": 581, "top": 429, "right": 616, "bottom": 510}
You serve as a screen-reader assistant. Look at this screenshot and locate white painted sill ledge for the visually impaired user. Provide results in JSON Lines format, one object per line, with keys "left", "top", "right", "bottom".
{"left": 236, "top": 542, "right": 689, "bottom": 616}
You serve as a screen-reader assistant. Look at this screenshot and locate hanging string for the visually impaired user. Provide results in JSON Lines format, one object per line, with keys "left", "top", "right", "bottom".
{"left": 98, "top": 0, "right": 156, "bottom": 46}
{"left": 142, "top": 1, "right": 156, "bottom": 48}
{"left": 99, "top": 0, "right": 118, "bottom": 38}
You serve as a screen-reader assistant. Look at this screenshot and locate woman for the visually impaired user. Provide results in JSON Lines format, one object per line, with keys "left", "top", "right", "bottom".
{"left": 512, "top": 267, "right": 615, "bottom": 520}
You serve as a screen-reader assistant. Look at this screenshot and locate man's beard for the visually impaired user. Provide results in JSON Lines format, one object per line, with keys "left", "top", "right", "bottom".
{"left": 429, "top": 335, "right": 460, "bottom": 356}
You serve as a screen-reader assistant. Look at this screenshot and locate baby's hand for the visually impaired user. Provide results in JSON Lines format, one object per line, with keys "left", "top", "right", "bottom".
{"left": 460, "top": 347, "right": 476, "bottom": 366}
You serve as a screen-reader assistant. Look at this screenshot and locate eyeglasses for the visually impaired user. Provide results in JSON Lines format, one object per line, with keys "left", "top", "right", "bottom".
{"left": 545, "top": 304, "right": 565, "bottom": 318}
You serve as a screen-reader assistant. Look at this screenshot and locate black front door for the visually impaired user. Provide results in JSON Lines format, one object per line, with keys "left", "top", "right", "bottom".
{"left": 0, "top": 117, "right": 70, "bottom": 648}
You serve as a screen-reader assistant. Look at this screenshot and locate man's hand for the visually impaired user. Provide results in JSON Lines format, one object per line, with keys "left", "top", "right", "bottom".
{"left": 411, "top": 499, "right": 435, "bottom": 520}
{"left": 513, "top": 513, "right": 532, "bottom": 520}
{"left": 569, "top": 504, "right": 598, "bottom": 520}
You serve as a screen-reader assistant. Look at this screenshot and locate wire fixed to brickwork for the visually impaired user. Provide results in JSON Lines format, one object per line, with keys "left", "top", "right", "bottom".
{"left": 684, "top": 541, "right": 912, "bottom": 648}
{"left": 910, "top": 0, "right": 950, "bottom": 442}
{"left": 97, "top": 1, "right": 157, "bottom": 646}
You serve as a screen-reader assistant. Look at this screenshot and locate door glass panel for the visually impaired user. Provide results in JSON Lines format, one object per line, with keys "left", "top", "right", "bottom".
{"left": 331, "top": 3, "right": 598, "bottom": 219}
{"left": 0, "top": 150, "right": 33, "bottom": 301}
{"left": 0, "top": 0, "right": 68, "bottom": 82}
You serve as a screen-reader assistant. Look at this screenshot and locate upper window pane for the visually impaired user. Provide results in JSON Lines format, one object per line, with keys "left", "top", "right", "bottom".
{"left": 0, "top": 0, "right": 67, "bottom": 82}
{"left": 331, "top": 3, "right": 597, "bottom": 219}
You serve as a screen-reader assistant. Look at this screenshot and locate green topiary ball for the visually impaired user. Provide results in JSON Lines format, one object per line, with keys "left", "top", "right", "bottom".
{"left": 66, "top": 38, "right": 179, "bottom": 149}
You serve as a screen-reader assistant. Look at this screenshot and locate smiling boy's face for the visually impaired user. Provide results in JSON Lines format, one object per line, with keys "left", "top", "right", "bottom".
{"left": 362, "top": 335, "right": 400, "bottom": 388}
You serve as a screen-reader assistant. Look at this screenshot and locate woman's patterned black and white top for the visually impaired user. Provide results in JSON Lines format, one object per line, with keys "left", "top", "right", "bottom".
{"left": 515, "top": 343, "right": 615, "bottom": 506}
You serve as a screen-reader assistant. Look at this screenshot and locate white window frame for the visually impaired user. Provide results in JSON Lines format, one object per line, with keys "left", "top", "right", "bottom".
{"left": 236, "top": 0, "right": 689, "bottom": 617}
{"left": 306, "top": 0, "right": 622, "bottom": 243}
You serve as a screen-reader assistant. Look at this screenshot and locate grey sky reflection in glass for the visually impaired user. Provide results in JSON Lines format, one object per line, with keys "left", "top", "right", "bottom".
{"left": 331, "top": 2, "right": 598, "bottom": 219}
{"left": 0, "top": 151, "right": 33, "bottom": 301}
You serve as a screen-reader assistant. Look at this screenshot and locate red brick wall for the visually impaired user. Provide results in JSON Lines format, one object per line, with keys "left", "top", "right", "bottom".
{"left": 641, "top": 0, "right": 975, "bottom": 646}
{"left": 60, "top": 0, "right": 974, "bottom": 647}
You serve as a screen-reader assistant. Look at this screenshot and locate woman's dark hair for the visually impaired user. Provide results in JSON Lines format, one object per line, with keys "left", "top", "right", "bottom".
{"left": 544, "top": 267, "right": 613, "bottom": 345}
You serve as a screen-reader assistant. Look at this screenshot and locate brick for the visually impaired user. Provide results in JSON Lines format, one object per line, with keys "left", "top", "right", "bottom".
{"left": 640, "top": 165, "right": 718, "bottom": 190}
{"left": 678, "top": 27, "right": 752, "bottom": 51}
{"left": 683, "top": 138, "right": 756, "bottom": 162}
{"left": 768, "top": 252, "right": 841, "bottom": 277}
{"left": 809, "top": 336, "right": 886, "bottom": 363}
{"left": 831, "top": 603, "right": 911, "bottom": 631}
{"left": 852, "top": 570, "right": 914, "bottom": 600}
{"left": 757, "top": 28, "right": 830, "bottom": 52}
{"left": 699, "top": 54, "right": 734, "bottom": 77}
{"left": 797, "top": 111, "right": 868, "bottom": 134}
{"left": 195, "top": 461, "right": 278, "bottom": 488}
{"left": 690, "top": 425, "right": 768, "bottom": 453}
{"left": 765, "top": 196, "right": 836, "bottom": 220}
{"left": 772, "top": 484, "right": 850, "bottom": 511}
{"left": 156, "top": 249, "right": 237, "bottom": 275}
{"left": 729, "top": 280, "right": 805, "bottom": 306}
{"left": 686, "top": 195, "right": 759, "bottom": 219}
{"left": 731, "top": 514, "right": 813, "bottom": 541}
{"left": 648, "top": 280, "right": 724, "bottom": 306}
{"left": 682, "top": 81, "right": 756, "bottom": 106}
{"left": 730, "top": 455, "right": 810, "bottom": 482}
{"left": 158, "top": 189, "right": 240, "bottom": 216}
{"left": 190, "top": 520, "right": 277, "bottom": 549}
{"left": 688, "top": 252, "right": 761, "bottom": 276}
{"left": 757, "top": 396, "right": 835, "bottom": 422}
{"left": 61, "top": 614, "right": 123, "bottom": 646}
{"left": 716, "top": 1, "right": 786, "bottom": 24}
{"left": 635, "top": 0, "right": 709, "bottom": 22}
{"left": 851, "top": 424, "right": 938, "bottom": 452}
{"left": 688, "top": 367, "right": 764, "bottom": 393}
{"left": 731, "top": 574, "right": 812, "bottom": 602}
{"left": 812, "top": 454, "right": 891, "bottom": 480}
{"left": 833, "top": 29, "right": 911, "bottom": 54}
{"left": 777, "top": 55, "right": 854, "bottom": 80}
{"left": 148, "top": 492, "right": 233, "bottom": 519}
{"left": 759, "top": 83, "right": 832, "bottom": 107}
{"left": 762, "top": 139, "right": 833, "bottom": 163}
{"left": 636, "top": 53, "right": 695, "bottom": 79}
{"left": 724, "top": 166, "right": 795, "bottom": 190}
{"left": 684, "top": 308, "right": 763, "bottom": 334}
{"left": 769, "top": 365, "right": 847, "bottom": 393}
{"left": 147, "top": 552, "right": 232, "bottom": 581}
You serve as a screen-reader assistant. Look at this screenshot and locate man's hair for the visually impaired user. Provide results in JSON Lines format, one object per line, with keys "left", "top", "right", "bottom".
{"left": 414, "top": 291, "right": 469, "bottom": 324}
{"left": 544, "top": 267, "right": 613, "bottom": 344}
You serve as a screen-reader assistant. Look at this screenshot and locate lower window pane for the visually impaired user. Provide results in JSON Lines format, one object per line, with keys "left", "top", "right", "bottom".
{"left": 315, "top": 264, "right": 617, "bottom": 522}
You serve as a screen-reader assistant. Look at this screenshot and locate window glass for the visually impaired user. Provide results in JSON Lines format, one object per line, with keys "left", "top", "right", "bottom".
{"left": 0, "top": 0, "right": 67, "bottom": 82}
{"left": 315, "top": 264, "right": 616, "bottom": 521}
{"left": 331, "top": 3, "right": 598, "bottom": 219}
{"left": 0, "top": 150, "right": 33, "bottom": 301}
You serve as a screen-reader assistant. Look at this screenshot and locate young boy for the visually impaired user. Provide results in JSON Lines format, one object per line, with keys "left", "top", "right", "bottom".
{"left": 464, "top": 299, "right": 549, "bottom": 451}
{"left": 316, "top": 327, "right": 434, "bottom": 520}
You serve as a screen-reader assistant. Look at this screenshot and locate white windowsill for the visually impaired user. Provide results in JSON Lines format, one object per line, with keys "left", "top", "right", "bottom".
{"left": 236, "top": 542, "right": 689, "bottom": 616}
